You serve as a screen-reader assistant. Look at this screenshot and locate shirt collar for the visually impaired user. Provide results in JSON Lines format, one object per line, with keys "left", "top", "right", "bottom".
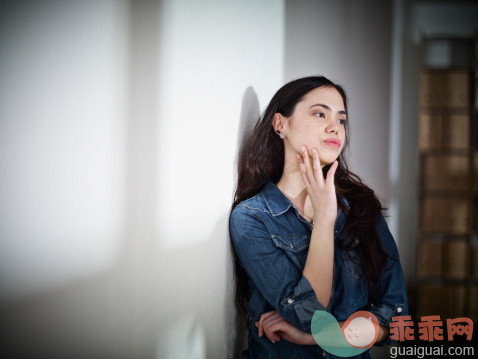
{"left": 261, "top": 181, "right": 294, "bottom": 216}
{"left": 261, "top": 180, "right": 350, "bottom": 233}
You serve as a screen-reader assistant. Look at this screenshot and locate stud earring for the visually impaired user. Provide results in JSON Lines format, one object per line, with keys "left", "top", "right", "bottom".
{"left": 276, "top": 130, "right": 285, "bottom": 139}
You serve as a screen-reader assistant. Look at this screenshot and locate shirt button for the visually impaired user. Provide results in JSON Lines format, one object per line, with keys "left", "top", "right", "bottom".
{"left": 287, "top": 298, "right": 294, "bottom": 304}
{"left": 397, "top": 307, "right": 402, "bottom": 313}
{"left": 322, "top": 351, "right": 327, "bottom": 357}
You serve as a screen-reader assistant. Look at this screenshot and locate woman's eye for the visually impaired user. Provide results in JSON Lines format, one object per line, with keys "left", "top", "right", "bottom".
{"left": 338, "top": 119, "right": 346, "bottom": 125}
{"left": 315, "top": 112, "right": 325, "bottom": 118}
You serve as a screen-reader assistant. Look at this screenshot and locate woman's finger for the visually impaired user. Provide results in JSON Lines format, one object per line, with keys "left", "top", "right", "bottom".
{"left": 297, "top": 154, "right": 312, "bottom": 190}
{"left": 263, "top": 316, "right": 285, "bottom": 343}
{"left": 258, "top": 311, "right": 278, "bottom": 337}
{"left": 262, "top": 315, "right": 283, "bottom": 342}
{"left": 312, "top": 148, "right": 324, "bottom": 185}
{"left": 300, "top": 146, "right": 317, "bottom": 185}
{"left": 261, "top": 312, "right": 281, "bottom": 336}
{"left": 258, "top": 314, "right": 279, "bottom": 340}
{"left": 267, "top": 321, "right": 288, "bottom": 342}
{"left": 325, "top": 160, "right": 339, "bottom": 186}
{"left": 255, "top": 321, "right": 266, "bottom": 338}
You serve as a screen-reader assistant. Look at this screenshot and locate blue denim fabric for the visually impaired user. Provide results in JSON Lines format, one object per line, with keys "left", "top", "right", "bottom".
{"left": 229, "top": 181, "right": 409, "bottom": 359}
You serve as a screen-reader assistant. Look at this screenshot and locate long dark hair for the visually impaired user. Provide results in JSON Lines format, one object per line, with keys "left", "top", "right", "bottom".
{"left": 230, "top": 76, "right": 395, "bottom": 331}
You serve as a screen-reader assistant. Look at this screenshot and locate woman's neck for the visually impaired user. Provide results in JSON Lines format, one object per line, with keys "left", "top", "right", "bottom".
{"left": 276, "top": 171, "right": 307, "bottom": 200}
{"left": 276, "top": 148, "right": 325, "bottom": 220}
{"left": 276, "top": 166, "right": 312, "bottom": 217}
{"left": 277, "top": 147, "right": 324, "bottom": 199}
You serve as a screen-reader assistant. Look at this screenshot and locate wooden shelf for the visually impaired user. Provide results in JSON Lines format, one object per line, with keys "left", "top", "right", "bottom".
{"left": 412, "top": 35, "right": 478, "bottom": 322}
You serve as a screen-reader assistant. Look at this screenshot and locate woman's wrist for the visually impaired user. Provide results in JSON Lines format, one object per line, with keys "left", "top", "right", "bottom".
{"left": 304, "top": 333, "right": 316, "bottom": 345}
{"left": 312, "top": 218, "right": 335, "bottom": 232}
{"left": 376, "top": 325, "right": 390, "bottom": 343}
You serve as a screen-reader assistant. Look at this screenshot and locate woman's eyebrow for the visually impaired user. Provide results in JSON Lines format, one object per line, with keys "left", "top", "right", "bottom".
{"left": 309, "top": 103, "right": 347, "bottom": 115}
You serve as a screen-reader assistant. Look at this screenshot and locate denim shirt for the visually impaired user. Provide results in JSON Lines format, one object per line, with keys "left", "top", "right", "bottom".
{"left": 229, "top": 181, "right": 409, "bottom": 359}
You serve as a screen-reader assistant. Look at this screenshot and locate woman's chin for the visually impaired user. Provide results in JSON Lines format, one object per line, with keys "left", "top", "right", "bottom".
{"left": 320, "top": 159, "right": 338, "bottom": 167}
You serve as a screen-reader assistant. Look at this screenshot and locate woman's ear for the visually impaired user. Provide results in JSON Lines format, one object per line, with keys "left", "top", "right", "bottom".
{"left": 272, "top": 113, "right": 286, "bottom": 133}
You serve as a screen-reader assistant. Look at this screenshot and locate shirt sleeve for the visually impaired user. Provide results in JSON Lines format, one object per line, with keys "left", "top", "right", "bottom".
{"left": 367, "top": 212, "right": 409, "bottom": 347}
{"left": 229, "top": 204, "right": 327, "bottom": 333}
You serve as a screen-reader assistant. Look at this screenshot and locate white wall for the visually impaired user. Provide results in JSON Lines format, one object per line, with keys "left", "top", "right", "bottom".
{"left": 0, "top": 0, "right": 284, "bottom": 358}
{"left": 0, "top": 0, "right": 128, "bottom": 304}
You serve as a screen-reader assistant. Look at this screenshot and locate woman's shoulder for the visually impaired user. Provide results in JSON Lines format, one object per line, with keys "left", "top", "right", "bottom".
{"left": 229, "top": 184, "right": 277, "bottom": 232}
{"left": 230, "top": 193, "right": 266, "bottom": 222}
{"left": 229, "top": 196, "right": 271, "bottom": 245}
{"left": 231, "top": 184, "right": 272, "bottom": 213}
{"left": 237, "top": 192, "right": 265, "bottom": 209}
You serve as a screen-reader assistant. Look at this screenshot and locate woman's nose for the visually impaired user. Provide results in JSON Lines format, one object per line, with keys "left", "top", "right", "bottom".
{"left": 326, "top": 122, "right": 339, "bottom": 133}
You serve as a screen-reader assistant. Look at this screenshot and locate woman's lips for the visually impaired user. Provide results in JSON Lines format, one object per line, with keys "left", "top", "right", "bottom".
{"left": 324, "top": 140, "right": 341, "bottom": 148}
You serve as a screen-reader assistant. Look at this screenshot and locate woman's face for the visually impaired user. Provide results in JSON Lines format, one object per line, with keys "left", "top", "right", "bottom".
{"left": 280, "top": 86, "right": 346, "bottom": 166}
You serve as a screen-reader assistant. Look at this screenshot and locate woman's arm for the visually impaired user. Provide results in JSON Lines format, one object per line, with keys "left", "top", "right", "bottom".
{"left": 302, "top": 222, "right": 334, "bottom": 308}
{"left": 259, "top": 314, "right": 390, "bottom": 346}
{"left": 256, "top": 311, "right": 316, "bottom": 345}
{"left": 298, "top": 147, "right": 338, "bottom": 309}
{"left": 376, "top": 325, "right": 390, "bottom": 343}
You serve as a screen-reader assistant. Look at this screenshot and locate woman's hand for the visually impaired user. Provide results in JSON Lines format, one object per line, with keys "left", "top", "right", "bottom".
{"left": 255, "top": 310, "right": 315, "bottom": 345}
{"left": 297, "top": 145, "right": 339, "bottom": 226}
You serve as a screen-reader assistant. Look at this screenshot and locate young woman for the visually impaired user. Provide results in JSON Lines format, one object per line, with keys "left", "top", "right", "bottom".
{"left": 229, "top": 76, "right": 409, "bottom": 358}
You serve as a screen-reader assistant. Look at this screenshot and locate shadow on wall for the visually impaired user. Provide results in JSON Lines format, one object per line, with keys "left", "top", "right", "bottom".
{"left": 230, "top": 85, "right": 262, "bottom": 358}
{"left": 236, "top": 86, "right": 261, "bottom": 156}
{"left": 0, "top": 76, "right": 261, "bottom": 359}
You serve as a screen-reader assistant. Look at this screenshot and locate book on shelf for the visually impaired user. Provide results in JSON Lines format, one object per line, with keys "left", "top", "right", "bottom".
{"left": 422, "top": 154, "right": 471, "bottom": 191}
{"left": 443, "top": 239, "right": 470, "bottom": 279}
{"left": 419, "top": 112, "right": 470, "bottom": 151}
{"left": 417, "top": 285, "right": 466, "bottom": 319}
{"left": 419, "top": 69, "right": 471, "bottom": 109}
{"left": 416, "top": 238, "right": 443, "bottom": 278}
{"left": 421, "top": 196, "right": 471, "bottom": 234}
